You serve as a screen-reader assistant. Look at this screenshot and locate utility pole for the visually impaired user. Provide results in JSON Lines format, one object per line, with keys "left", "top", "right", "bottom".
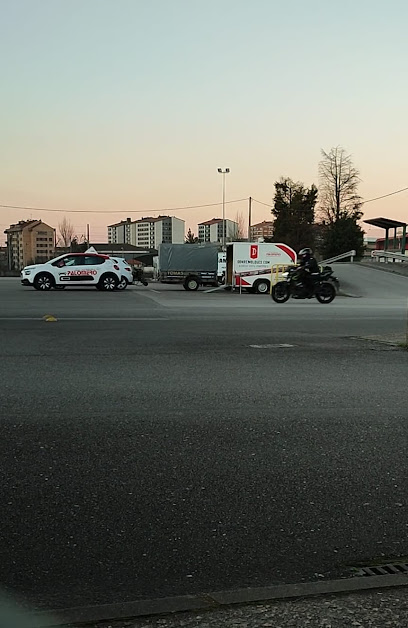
{"left": 248, "top": 196, "right": 252, "bottom": 241}
{"left": 86, "top": 224, "right": 90, "bottom": 245}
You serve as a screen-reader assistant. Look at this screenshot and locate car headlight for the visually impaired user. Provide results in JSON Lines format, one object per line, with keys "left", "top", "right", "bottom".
{"left": 24, "top": 270, "right": 31, "bottom": 275}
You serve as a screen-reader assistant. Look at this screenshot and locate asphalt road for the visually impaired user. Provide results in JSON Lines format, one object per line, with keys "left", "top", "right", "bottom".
{"left": 0, "top": 269, "right": 407, "bottom": 612}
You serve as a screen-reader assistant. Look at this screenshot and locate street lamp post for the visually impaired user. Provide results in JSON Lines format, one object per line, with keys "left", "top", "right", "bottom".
{"left": 217, "top": 168, "right": 230, "bottom": 249}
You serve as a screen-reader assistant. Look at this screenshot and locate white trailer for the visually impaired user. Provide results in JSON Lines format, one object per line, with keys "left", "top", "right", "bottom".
{"left": 217, "top": 251, "right": 226, "bottom": 282}
{"left": 226, "top": 242, "right": 297, "bottom": 294}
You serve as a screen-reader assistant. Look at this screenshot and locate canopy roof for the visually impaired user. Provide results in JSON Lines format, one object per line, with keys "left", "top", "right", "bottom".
{"left": 364, "top": 217, "right": 407, "bottom": 230}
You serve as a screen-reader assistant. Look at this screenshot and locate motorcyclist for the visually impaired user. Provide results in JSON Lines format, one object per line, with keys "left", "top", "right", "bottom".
{"left": 296, "top": 248, "right": 319, "bottom": 296}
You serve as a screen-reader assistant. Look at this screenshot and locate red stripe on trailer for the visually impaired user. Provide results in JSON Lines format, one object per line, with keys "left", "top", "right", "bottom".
{"left": 235, "top": 275, "right": 251, "bottom": 286}
{"left": 276, "top": 244, "right": 296, "bottom": 262}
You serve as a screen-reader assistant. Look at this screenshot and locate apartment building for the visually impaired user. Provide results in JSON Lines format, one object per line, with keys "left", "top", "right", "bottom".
{"left": 250, "top": 220, "right": 274, "bottom": 241}
{"left": 0, "top": 246, "right": 7, "bottom": 268}
{"left": 108, "top": 216, "right": 184, "bottom": 248}
{"left": 198, "top": 218, "right": 239, "bottom": 243}
{"left": 107, "top": 218, "right": 132, "bottom": 244}
{"left": 4, "top": 220, "right": 56, "bottom": 270}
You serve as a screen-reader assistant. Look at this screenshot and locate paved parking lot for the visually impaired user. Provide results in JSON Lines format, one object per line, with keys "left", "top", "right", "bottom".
{"left": 0, "top": 268, "right": 408, "bottom": 615}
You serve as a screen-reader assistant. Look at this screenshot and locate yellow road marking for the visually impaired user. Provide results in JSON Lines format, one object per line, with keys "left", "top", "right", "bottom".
{"left": 43, "top": 314, "right": 58, "bottom": 322}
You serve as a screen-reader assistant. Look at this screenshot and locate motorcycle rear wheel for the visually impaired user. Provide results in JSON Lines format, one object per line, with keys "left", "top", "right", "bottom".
{"left": 271, "top": 282, "right": 290, "bottom": 303}
{"left": 315, "top": 281, "right": 336, "bottom": 304}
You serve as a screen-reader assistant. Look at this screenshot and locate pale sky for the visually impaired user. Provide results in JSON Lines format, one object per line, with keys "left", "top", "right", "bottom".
{"left": 1, "top": 0, "right": 408, "bottom": 243}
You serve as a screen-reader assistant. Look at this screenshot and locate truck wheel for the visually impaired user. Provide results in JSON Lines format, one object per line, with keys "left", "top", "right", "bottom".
{"left": 183, "top": 277, "right": 199, "bottom": 291}
{"left": 33, "top": 272, "right": 54, "bottom": 291}
{"left": 254, "top": 279, "right": 270, "bottom": 294}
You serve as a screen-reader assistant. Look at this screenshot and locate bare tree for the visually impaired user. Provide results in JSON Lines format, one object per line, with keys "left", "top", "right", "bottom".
{"left": 58, "top": 217, "right": 76, "bottom": 247}
{"left": 230, "top": 211, "right": 246, "bottom": 241}
{"left": 319, "top": 146, "right": 362, "bottom": 223}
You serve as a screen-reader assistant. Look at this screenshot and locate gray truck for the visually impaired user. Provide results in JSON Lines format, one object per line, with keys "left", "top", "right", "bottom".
{"left": 157, "top": 243, "right": 219, "bottom": 290}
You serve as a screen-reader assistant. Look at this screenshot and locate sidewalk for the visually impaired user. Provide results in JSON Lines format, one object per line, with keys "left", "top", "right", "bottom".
{"left": 69, "top": 586, "right": 408, "bottom": 628}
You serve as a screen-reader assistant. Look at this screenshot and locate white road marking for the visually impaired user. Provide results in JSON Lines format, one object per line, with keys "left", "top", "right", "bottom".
{"left": 249, "top": 344, "right": 296, "bottom": 348}
{"left": 0, "top": 317, "right": 168, "bottom": 321}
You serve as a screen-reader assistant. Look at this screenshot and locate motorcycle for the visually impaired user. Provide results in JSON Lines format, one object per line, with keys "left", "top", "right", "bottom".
{"left": 271, "top": 266, "right": 336, "bottom": 304}
{"left": 319, "top": 265, "right": 339, "bottom": 292}
{"left": 132, "top": 267, "right": 149, "bottom": 287}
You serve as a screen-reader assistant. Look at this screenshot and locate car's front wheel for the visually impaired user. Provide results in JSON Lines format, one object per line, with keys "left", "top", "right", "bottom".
{"left": 116, "top": 277, "right": 128, "bottom": 290}
{"left": 33, "top": 273, "right": 54, "bottom": 291}
{"left": 98, "top": 273, "right": 118, "bottom": 291}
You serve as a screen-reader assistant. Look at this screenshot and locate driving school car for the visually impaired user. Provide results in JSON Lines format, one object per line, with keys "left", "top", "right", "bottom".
{"left": 110, "top": 258, "right": 134, "bottom": 290}
{"left": 21, "top": 253, "right": 122, "bottom": 291}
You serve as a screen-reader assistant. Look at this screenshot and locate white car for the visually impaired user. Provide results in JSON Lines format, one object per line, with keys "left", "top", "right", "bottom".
{"left": 111, "top": 258, "right": 134, "bottom": 290}
{"left": 21, "top": 252, "right": 122, "bottom": 291}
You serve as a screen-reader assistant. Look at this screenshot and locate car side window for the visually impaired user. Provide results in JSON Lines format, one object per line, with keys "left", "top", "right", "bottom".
{"left": 84, "top": 255, "right": 104, "bottom": 265}
{"left": 52, "top": 255, "right": 83, "bottom": 268}
{"left": 64, "top": 255, "right": 85, "bottom": 267}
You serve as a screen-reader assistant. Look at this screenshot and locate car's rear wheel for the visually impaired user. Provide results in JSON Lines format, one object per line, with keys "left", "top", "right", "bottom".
{"left": 315, "top": 281, "right": 336, "bottom": 304}
{"left": 116, "top": 277, "right": 128, "bottom": 290}
{"left": 98, "top": 273, "right": 118, "bottom": 291}
{"left": 33, "top": 273, "right": 54, "bottom": 291}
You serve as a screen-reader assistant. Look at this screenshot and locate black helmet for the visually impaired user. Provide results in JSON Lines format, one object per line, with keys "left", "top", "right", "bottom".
{"left": 298, "top": 247, "right": 313, "bottom": 261}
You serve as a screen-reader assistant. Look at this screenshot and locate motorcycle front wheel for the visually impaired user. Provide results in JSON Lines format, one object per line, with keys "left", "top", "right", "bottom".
{"left": 271, "top": 282, "right": 290, "bottom": 303}
{"left": 315, "top": 281, "right": 336, "bottom": 304}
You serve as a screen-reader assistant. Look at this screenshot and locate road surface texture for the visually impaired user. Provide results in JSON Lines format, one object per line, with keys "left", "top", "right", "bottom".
{"left": 0, "top": 265, "right": 407, "bottom": 621}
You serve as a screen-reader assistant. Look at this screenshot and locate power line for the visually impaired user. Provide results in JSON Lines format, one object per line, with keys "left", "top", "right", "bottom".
{"left": 252, "top": 198, "right": 272, "bottom": 208}
{"left": 0, "top": 198, "right": 248, "bottom": 215}
{"left": 2, "top": 184, "right": 407, "bottom": 217}
{"left": 252, "top": 185, "right": 408, "bottom": 209}
{"left": 361, "top": 186, "right": 408, "bottom": 205}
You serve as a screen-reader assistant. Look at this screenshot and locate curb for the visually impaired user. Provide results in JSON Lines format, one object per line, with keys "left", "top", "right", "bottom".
{"left": 358, "top": 262, "right": 408, "bottom": 279}
{"left": 353, "top": 335, "right": 406, "bottom": 347}
{"left": 31, "top": 574, "right": 408, "bottom": 627}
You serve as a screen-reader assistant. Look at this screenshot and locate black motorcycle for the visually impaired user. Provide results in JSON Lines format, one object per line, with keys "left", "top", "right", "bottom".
{"left": 132, "top": 267, "right": 149, "bottom": 287}
{"left": 319, "top": 265, "right": 339, "bottom": 292}
{"left": 272, "top": 266, "right": 336, "bottom": 304}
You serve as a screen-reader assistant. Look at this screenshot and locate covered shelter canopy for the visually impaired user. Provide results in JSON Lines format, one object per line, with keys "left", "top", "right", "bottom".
{"left": 364, "top": 217, "right": 406, "bottom": 230}
{"left": 364, "top": 217, "right": 407, "bottom": 253}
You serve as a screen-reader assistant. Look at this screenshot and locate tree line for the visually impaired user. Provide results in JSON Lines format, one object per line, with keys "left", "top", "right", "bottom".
{"left": 186, "top": 146, "right": 365, "bottom": 257}
{"left": 270, "top": 146, "right": 365, "bottom": 259}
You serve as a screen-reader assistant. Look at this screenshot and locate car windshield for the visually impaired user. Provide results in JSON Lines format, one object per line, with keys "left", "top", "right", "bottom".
{"left": 2, "top": 2, "right": 408, "bottom": 627}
